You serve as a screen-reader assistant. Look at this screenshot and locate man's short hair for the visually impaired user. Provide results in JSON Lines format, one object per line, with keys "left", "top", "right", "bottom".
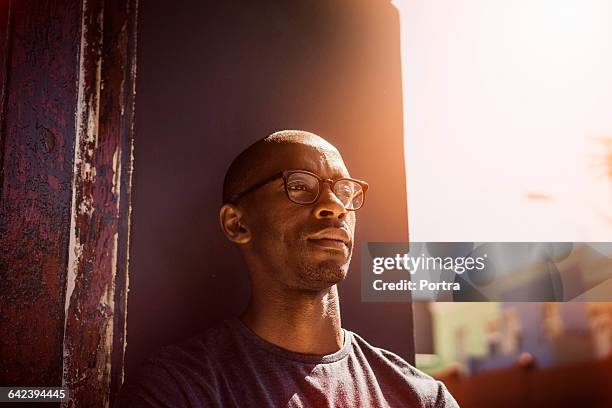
{"left": 222, "top": 130, "right": 337, "bottom": 204}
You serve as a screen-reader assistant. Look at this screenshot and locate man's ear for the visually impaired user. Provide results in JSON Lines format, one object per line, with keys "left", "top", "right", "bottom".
{"left": 219, "top": 203, "right": 251, "bottom": 244}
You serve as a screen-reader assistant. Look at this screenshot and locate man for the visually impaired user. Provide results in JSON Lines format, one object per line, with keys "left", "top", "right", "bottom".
{"left": 118, "top": 130, "right": 458, "bottom": 407}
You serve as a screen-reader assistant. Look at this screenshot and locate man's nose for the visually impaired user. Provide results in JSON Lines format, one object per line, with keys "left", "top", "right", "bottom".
{"left": 313, "top": 184, "right": 347, "bottom": 220}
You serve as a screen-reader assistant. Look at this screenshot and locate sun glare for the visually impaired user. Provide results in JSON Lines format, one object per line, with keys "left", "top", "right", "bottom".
{"left": 395, "top": 0, "right": 612, "bottom": 241}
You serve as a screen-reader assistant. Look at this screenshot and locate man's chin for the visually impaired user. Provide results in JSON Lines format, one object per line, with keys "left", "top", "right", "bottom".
{"left": 298, "top": 261, "right": 348, "bottom": 290}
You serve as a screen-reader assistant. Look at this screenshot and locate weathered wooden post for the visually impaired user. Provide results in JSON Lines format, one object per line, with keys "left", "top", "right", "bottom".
{"left": 0, "top": 1, "right": 138, "bottom": 406}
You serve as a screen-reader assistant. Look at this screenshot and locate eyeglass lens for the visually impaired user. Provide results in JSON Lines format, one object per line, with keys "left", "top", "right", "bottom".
{"left": 285, "top": 172, "right": 364, "bottom": 209}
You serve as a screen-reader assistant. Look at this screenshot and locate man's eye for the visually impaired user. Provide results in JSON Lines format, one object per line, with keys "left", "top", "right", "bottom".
{"left": 288, "top": 183, "right": 309, "bottom": 191}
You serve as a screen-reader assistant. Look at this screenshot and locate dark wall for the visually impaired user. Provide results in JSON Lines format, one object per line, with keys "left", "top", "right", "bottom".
{"left": 127, "top": 0, "right": 412, "bottom": 378}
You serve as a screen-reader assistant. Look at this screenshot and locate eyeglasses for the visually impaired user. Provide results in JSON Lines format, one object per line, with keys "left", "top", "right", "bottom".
{"left": 228, "top": 170, "right": 369, "bottom": 211}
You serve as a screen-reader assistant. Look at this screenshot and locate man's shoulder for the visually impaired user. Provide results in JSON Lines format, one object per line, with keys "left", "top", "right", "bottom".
{"left": 116, "top": 320, "right": 238, "bottom": 407}
{"left": 347, "top": 330, "right": 459, "bottom": 408}
{"left": 348, "top": 330, "right": 427, "bottom": 376}
{"left": 156, "top": 321, "right": 234, "bottom": 361}
{"left": 141, "top": 319, "right": 243, "bottom": 383}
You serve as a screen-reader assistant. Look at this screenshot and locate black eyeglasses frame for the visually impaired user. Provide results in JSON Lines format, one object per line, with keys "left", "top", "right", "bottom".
{"left": 227, "top": 169, "right": 369, "bottom": 211}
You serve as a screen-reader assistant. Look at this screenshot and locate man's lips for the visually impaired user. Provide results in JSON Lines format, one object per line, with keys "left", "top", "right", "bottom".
{"left": 306, "top": 228, "right": 351, "bottom": 251}
{"left": 307, "top": 238, "right": 347, "bottom": 250}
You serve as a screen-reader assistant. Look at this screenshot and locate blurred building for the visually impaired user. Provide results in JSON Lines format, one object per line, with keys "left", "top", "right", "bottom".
{"left": 416, "top": 302, "right": 612, "bottom": 375}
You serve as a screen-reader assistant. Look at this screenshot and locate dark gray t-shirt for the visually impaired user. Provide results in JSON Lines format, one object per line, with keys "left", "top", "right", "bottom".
{"left": 118, "top": 319, "right": 458, "bottom": 407}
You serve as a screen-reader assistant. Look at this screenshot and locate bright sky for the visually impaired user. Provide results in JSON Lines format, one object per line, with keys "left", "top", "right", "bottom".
{"left": 395, "top": 0, "right": 612, "bottom": 241}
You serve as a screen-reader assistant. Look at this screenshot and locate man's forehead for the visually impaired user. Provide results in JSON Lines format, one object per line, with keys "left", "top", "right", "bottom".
{"left": 222, "top": 132, "right": 352, "bottom": 203}
{"left": 254, "top": 142, "right": 349, "bottom": 178}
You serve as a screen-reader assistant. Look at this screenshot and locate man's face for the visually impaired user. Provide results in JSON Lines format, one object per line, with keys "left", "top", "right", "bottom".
{"left": 242, "top": 143, "right": 356, "bottom": 292}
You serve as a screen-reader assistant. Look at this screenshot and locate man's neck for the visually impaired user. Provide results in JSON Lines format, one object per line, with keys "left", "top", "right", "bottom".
{"left": 240, "top": 284, "right": 343, "bottom": 356}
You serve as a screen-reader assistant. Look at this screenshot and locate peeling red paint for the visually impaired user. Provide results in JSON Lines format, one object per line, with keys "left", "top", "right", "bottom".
{"left": 0, "top": 0, "right": 137, "bottom": 406}
{"left": 0, "top": 0, "right": 81, "bottom": 388}
{"left": 62, "top": 0, "right": 137, "bottom": 406}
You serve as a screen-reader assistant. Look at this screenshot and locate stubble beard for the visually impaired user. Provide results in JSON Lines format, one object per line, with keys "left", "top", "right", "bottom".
{"left": 292, "top": 244, "right": 352, "bottom": 291}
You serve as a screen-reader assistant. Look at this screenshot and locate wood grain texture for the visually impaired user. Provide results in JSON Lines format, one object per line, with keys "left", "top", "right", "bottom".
{"left": 62, "top": 0, "right": 137, "bottom": 406}
{"left": 0, "top": 0, "right": 11, "bottom": 185}
{"left": 0, "top": 1, "right": 137, "bottom": 406}
{"left": 108, "top": 0, "right": 138, "bottom": 403}
{"left": 0, "top": 0, "right": 81, "bottom": 387}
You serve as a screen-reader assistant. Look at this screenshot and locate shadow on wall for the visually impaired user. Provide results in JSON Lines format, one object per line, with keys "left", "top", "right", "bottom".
{"left": 126, "top": 0, "right": 410, "bottom": 379}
